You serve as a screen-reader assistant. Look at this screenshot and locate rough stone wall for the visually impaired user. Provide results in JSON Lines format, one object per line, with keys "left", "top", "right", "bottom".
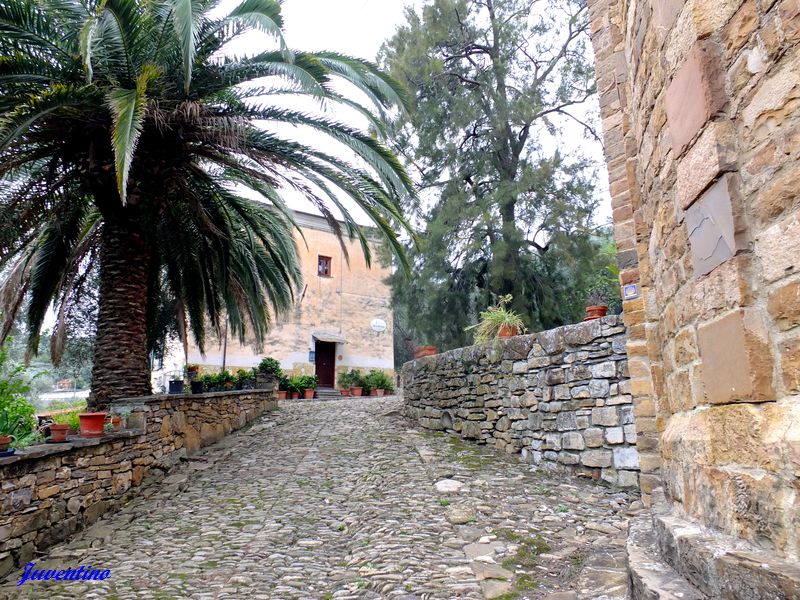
{"left": 589, "top": 0, "right": 800, "bottom": 561}
{"left": 0, "top": 389, "right": 277, "bottom": 578}
{"left": 402, "top": 316, "right": 640, "bottom": 487}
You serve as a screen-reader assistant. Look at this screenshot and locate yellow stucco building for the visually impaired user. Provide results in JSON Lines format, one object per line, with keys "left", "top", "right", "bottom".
{"left": 181, "top": 211, "right": 395, "bottom": 390}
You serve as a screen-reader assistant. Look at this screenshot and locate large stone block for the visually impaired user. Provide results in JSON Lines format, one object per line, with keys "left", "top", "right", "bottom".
{"left": 665, "top": 40, "right": 726, "bottom": 154}
{"left": 676, "top": 121, "right": 737, "bottom": 210}
{"left": 591, "top": 406, "right": 620, "bottom": 426}
{"left": 581, "top": 449, "right": 613, "bottom": 468}
{"left": 562, "top": 431, "right": 585, "bottom": 450}
{"left": 755, "top": 212, "right": 800, "bottom": 283}
{"left": 697, "top": 309, "right": 775, "bottom": 404}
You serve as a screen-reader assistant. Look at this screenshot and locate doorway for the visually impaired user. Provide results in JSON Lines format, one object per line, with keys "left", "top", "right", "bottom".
{"left": 315, "top": 341, "right": 336, "bottom": 388}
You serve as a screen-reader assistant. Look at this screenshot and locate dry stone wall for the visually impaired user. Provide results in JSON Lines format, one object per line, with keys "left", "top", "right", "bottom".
{"left": 402, "top": 316, "right": 639, "bottom": 487}
{"left": 0, "top": 388, "right": 277, "bottom": 579}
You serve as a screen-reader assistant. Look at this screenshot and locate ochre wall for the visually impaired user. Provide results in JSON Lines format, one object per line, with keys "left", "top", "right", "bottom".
{"left": 589, "top": 0, "right": 800, "bottom": 559}
{"left": 186, "top": 214, "right": 395, "bottom": 383}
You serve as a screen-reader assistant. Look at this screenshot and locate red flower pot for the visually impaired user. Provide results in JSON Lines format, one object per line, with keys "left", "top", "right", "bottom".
{"left": 49, "top": 424, "right": 70, "bottom": 443}
{"left": 414, "top": 345, "right": 437, "bottom": 358}
{"left": 350, "top": 387, "right": 363, "bottom": 397}
{"left": 584, "top": 305, "right": 609, "bottom": 321}
{"left": 291, "top": 392, "right": 300, "bottom": 399}
{"left": 78, "top": 412, "right": 107, "bottom": 438}
{"left": 498, "top": 324, "right": 519, "bottom": 338}
{"left": 278, "top": 391, "right": 287, "bottom": 400}
{"left": 304, "top": 389, "right": 315, "bottom": 399}
{"left": 0, "top": 435, "right": 15, "bottom": 452}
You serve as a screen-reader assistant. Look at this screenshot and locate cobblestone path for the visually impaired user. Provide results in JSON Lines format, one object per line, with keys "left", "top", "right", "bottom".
{"left": 1, "top": 397, "right": 638, "bottom": 600}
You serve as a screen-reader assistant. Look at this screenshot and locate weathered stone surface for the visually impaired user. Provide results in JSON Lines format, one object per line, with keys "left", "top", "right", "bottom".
{"left": 768, "top": 280, "right": 800, "bottom": 331}
{"left": 686, "top": 174, "right": 744, "bottom": 277}
{"left": 435, "top": 479, "right": 464, "bottom": 493}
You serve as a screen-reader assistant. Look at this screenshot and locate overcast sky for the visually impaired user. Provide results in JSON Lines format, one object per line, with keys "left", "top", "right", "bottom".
{"left": 229, "top": 0, "right": 612, "bottom": 225}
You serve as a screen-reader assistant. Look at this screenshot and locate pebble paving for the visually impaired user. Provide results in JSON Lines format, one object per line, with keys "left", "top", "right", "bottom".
{"left": 1, "top": 396, "right": 638, "bottom": 599}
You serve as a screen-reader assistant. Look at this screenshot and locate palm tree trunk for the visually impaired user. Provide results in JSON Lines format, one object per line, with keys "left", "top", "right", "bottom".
{"left": 88, "top": 219, "right": 152, "bottom": 411}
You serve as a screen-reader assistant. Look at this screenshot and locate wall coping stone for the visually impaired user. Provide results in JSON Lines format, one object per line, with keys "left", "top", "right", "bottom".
{"left": 0, "top": 430, "right": 144, "bottom": 467}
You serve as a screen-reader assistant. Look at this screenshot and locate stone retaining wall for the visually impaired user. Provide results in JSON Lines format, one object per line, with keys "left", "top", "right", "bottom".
{"left": 401, "top": 316, "right": 639, "bottom": 487}
{"left": 0, "top": 388, "right": 277, "bottom": 578}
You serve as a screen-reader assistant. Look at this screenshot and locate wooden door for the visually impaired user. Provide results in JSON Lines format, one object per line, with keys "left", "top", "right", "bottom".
{"left": 315, "top": 341, "right": 336, "bottom": 388}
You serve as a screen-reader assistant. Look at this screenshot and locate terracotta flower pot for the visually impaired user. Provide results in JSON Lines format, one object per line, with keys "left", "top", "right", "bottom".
{"left": 414, "top": 345, "right": 437, "bottom": 359}
{"left": 0, "top": 435, "right": 15, "bottom": 452}
{"left": 278, "top": 390, "right": 287, "bottom": 400}
{"left": 340, "top": 389, "right": 349, "bottom": 397}
{"left": 304, "top": 389, "right": 315, "bottom": 399}
{"left": 78, "top": 412, "right": 107, "bottom": 438}
{"left": 498, "top": 324, "right": 519, "bottom": 338}
{"left": 350, "top": 387, "right": 362, "bottom": 397}
{"left": 584, "top": 305, "right": 609, "bottom": 321}
{"left": 111, "top": 416, "right": 122, "bottom": 431}
{"left": 376, "top": 389, "right": 385, "bottom": 397}
{"left": 369, "top": 389, "right": 378, "bottom": 396}
{"left": 49, "top": 424, "right": 69, "bottom": 443}
{"left": 291, "top": 392, "right": 300, "bottom": 399}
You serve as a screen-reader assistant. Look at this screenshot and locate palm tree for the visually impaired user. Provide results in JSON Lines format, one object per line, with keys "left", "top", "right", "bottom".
{"left": 0, "top": 0, "right": 415, "bottom": 409}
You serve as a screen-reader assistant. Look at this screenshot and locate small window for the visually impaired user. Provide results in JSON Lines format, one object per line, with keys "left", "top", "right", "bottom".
{"left": 318, "top": 255, "right": 332, "bottom": 277}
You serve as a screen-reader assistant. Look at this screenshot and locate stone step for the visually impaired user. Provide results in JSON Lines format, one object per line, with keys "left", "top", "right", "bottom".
{"left": 627, "top": 516, "right": 707, "bottom": 600}
{"left": 315, "top": 388, "right": 342, "bottom": 399}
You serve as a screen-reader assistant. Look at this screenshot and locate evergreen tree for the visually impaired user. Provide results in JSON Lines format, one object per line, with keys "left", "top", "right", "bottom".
{"left": 382, "top": 0, "right": 617, "bottom": 353}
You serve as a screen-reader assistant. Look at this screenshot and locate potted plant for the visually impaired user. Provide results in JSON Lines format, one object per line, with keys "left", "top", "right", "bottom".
{"left": 78, "top": 412, "right": 107, "bottom": 438}
{"left": 302, "top": 375, "right": 318, "bottom": 399}
{"left": 191, "top": 378, "right": 205, "bottom": 394}
{"left": 109, "top": 414, "right": 123, "bottom": 431}
{"left": 256, "top": 357, "right": 283, "bottom": 389}
{"left": 186, "top": 363, "right": 200, "bottom": 381}
{"left": 414, "top": 345, "right": 437, "bottom": 359}
{"left": 288, "top": 374, "right": 303, "bottom": 399}
{"left": 277, "top": 374, "right": 289, "bottom": 400}
{"left": 348, "top": 369, "right": 364, "bottom": 397}
{"left": 584, "top": 289, "right": 610, "bottom": 321}
{"left": 168, "top": 378, "right": 185, "bottom": 394}
{"left": 466, "top": 294, "right": 527, "bottom": 343}
{"left": 337, "top": 370, "right": 352, "bottom": 395}
{"left": 366, "top": 370, "right": 394, "bottom": 397}
{"left": 49, "top": 412, "right": 77, "bottom": 442}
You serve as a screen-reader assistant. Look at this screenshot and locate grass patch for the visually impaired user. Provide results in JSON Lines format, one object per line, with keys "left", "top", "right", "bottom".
{"left": 445, "top": 436, "right": 494, "bottom": 470}
{"left": 498, "top": 531, "right": 551, "bottom": 571}
{"left": 439, "top": 498, "right": 450, "bottom": 507}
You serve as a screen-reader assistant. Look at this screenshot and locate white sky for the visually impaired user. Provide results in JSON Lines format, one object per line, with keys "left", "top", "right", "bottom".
{"left": 227, "top": 0, "right": 612, "bottom": 227}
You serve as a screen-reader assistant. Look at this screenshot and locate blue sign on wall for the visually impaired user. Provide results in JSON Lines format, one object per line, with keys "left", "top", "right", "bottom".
{"left": 623, "top": 284, "right": 639, "bottom": 300}
{"left": 308, "top": 351, "right": 315, "bottom": 363}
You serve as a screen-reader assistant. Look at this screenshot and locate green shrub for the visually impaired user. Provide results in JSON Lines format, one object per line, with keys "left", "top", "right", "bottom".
{"left": 51, "top": 410, "right": 81, "bottom": 431}
{"left": 257, "top": 357, "right": 284, "bottom": 378}
{"left": 234, "top": 368, "right": 256, "bottom": 389}
{"left": 364, "top": 369, "right": 394, "bottom": 392}
{"left": 288, "top": 374, "right": 318, "bottom": 393}
{"left": 337, "top": 370, "right": 353, "bottom": 389}
{"left": 346, "top": 369, "right": 365, "bottom": 389}
{"left": 0, "top": 345, "right": 36, "bottom": 446}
